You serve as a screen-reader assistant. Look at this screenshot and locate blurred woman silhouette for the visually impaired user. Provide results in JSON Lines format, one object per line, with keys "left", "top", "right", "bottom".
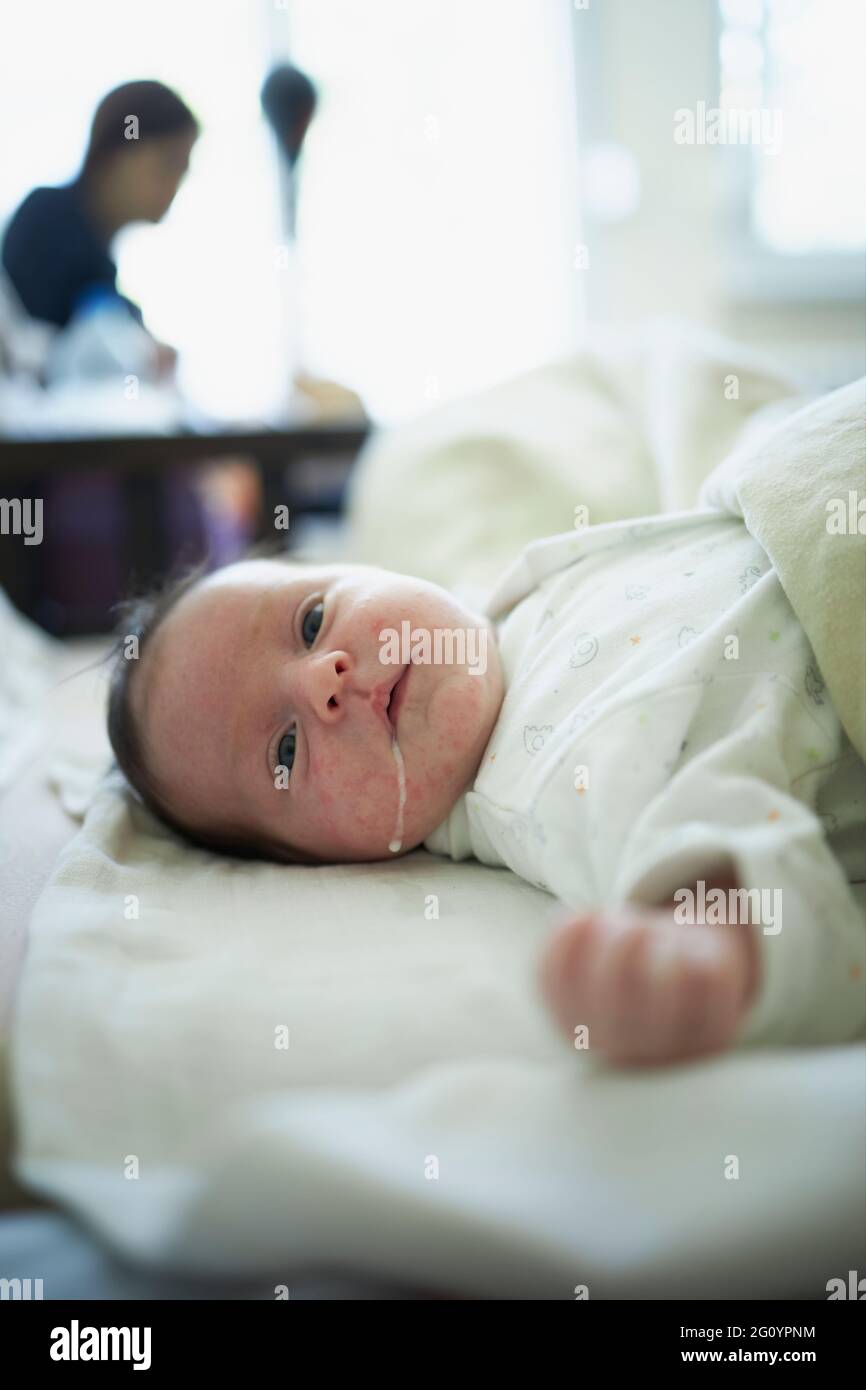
{"left": 1, "top": 80, "right": 261, "bottom": 635}
{"left": 3, "top": 79, "right": 198, "bottom": 374}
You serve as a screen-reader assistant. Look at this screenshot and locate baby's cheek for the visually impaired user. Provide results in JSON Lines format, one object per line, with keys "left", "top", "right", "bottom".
{"left": 316, "top": 762, "right": 394, "bottom": 846}
{"left": 432, "top": 672, "right": 485, "bottom": 745}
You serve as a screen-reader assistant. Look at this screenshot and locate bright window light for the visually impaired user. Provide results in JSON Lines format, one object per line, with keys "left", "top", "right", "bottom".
{"left": 720, "top": 0, "right": 866, "bottom": 255}
{"left": 276, "top": 0, "right": 582, "bottom": 420}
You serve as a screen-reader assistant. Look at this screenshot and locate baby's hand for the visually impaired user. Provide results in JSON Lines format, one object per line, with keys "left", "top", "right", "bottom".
{"left": 539, "top": 885, "right": 759, "bottom": 1066}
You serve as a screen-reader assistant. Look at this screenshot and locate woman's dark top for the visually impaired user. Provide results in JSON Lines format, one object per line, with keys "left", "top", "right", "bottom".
{"left": 2, "top": 181, "right": 141, "bottom": 328}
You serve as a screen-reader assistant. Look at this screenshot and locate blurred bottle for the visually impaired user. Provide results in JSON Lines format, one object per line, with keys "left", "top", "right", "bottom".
{"left": 44, "top": 286, "right": 161, "bottom": 386}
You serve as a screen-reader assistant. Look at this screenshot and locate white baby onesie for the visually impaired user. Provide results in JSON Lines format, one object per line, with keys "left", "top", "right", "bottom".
{"left": 424, "top": 513, "right": 866, "bottom": 1049}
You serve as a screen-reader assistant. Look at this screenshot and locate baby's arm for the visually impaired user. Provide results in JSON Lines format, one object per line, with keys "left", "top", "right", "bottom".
{"left": 539, "top": 870, "right": 760, "bottom": 1066}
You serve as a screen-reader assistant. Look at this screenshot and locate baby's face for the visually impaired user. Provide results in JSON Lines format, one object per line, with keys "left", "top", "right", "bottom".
{"left": 135, "top": 559, "right": 504, "bottom": 861}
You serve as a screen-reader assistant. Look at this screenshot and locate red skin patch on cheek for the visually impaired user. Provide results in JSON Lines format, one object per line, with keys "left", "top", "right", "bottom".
{"left": 316, "top": 809, "right": 339, "bottom": 842}
{"left": 355, "top": 767, "right": 398, "bottom": 834}
{"left": 308, "top": 755, "right": 343, "bottom": 810}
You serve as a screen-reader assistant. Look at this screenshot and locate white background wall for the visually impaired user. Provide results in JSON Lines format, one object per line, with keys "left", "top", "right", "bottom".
{"left": 272, "top": 0, "right": 584, "bottom": 420}
{"left": 571, "top": 0, "right": 865, "bottom": 388}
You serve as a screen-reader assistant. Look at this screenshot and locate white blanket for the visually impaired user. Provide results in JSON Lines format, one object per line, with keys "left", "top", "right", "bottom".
{"left": 424, "top": 508, "right": 866, "bottom": 1049}
{"left": 347, "top": 319, "right": 805, "bottom": 595}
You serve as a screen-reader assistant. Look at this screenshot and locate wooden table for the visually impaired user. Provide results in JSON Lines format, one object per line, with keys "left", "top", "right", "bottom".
{"left": 0, "top": 422, "right": 370, "bottom": 632}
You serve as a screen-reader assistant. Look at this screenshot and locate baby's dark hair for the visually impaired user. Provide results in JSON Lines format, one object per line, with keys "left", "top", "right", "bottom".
{"left": 105, "top": 547, "right": 310, "bottom": 865}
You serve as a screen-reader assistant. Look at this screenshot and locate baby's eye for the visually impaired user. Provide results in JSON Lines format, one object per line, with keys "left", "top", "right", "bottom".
{"left": 302, "top": 601, "right": 324, "bottom": 647}
{"left": 277, "top": 728, "right": 296, "bottom": 773}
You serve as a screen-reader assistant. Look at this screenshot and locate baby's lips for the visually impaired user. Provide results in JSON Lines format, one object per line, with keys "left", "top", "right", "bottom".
{"left": 370, "top": 669, "right": 400, "bottom": 723}
{"left": 388, "top": 663, "right": 411, "bottom": 727}
{"left": 370, "top": 681, "right": 391, "bottom": 719}
{"left": 371, "top": 664, "right": 407, "bottom": 730}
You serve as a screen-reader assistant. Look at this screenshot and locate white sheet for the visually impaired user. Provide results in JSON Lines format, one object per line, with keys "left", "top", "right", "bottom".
{"left": 10, "top": 768, "right": 866, "bottom": 1296}
{"left": 0, "top": 589, "right": 59, "bottom": 795}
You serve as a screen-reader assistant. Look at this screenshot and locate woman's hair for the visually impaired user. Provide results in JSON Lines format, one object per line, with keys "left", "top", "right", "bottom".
{"left": 105, "top": 546, "right": 310, "bottom": 865}
{"left": 80, "top": 80, "right": 199, "bottom": 180}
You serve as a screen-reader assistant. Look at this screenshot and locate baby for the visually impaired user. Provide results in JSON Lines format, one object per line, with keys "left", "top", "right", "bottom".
{"left": 108, "top": 516, "right": 866, "bottom": 1070}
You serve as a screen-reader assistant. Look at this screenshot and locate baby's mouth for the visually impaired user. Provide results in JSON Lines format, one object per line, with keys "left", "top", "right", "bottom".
{"left": 386, "top": 665, "right": 409, "bottom": 730}
{"left": 372, "top": 666, "right": 407, "bottom": 731}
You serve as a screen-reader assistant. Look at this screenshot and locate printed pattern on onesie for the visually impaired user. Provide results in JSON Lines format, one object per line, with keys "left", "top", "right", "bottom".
{"left": 466, "top": 512, "right": 844, "bottom": 911}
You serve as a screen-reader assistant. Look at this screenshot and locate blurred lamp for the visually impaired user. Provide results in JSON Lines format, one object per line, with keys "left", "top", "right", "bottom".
{"left": 261, "top": 63, "right": 318, "bottom": 167}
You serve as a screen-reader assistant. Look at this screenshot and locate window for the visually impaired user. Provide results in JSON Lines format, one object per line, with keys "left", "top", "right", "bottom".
{"left": 719, "top": 0, "right": 866, "bottom": 300}
{"left": 271, "top": 0, "right": 583, "bottom": 419}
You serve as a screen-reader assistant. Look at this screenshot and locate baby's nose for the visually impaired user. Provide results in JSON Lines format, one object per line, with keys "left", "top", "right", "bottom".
{"left": 303, "top": 650, "right": 354, "bottom": 722}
